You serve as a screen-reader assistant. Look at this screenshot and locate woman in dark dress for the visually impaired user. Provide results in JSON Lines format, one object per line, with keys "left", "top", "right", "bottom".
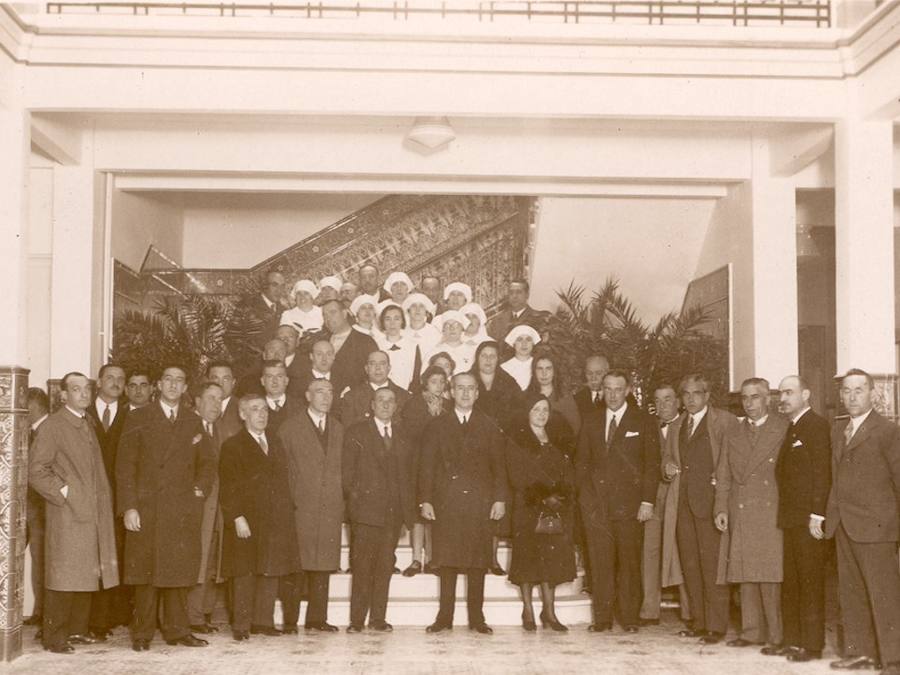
{"left": 507, "top": 392, "right": 577, "bottom": 632}
{"left": 527, "top": 352, "right": 581, "bottom": 437}
{"left": 470, "top": 340, "right": 521, "bottom": 575}
{"left": 399, "top": 365, "right": 450, "bottom": 576}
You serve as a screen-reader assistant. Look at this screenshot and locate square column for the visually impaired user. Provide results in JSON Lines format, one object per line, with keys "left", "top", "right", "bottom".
{"left": 745, "top": 137, "right": 799, "bottom": 387}
{"left": 0, "top": 102, "right": 31, "bottom": 662}
{"left": 834, "top": 118, "right": 895, "bottom": 417}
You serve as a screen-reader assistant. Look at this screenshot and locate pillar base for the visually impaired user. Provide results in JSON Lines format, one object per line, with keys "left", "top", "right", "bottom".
{"left": 0, "top": 366, "right": 30, "bottom": 662}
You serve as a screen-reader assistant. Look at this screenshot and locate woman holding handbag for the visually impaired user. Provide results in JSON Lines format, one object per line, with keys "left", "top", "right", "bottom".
{"left": 507, "top": 392, "right": 577, "bottom": 632}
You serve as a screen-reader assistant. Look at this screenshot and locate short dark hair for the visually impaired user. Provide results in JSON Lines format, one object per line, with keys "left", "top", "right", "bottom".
{"left": 603, "top": 369, "right": 631, "bottom": 387}
{"left": 419, "top": 365, "right": 448, "bottom": 388}
{"left": 653, "top": 382, "right": 677, "bottom": 397}
{"left": 60, "top": 371, "right": 88, "bottom": 392}
{"left": 27, "top": 387, "right": 49, "bottom": 413}
{"left": 366, "top": 350, "right": 390, "bottom": 363}
{"left": 158, "top": 363, "right": 189, "bottom": 382}
{"left": 127, "top": 368, "right": 152, "bottom": 382}
{"left": 238, "top": 392, "right": 266, "bottom": 411}
{"left": 194, "top": 381, "right": 224, "bottom": 400}
{"left": 261, "top": 360, "right": 287, "bottom": 373}
{"left": 741, "top": 377, "right": 770, "bottom": 392}
{"left": 205, "top": 360, "right": 234, "bottom": 377}
{"left": 509, "top": 278, "right": 530, "bottom": 293}
{"left": 372, "top": 386, "right": 396, "bottom": 400}
{"left": 451, "top": 371, "right": 478, "bottom": 386}
{"left": 841, "top": 368, "right": 875, "bottom": 389}
{"left": 679, "top": 373, "right": 709, "bottom": 394}
{"left": 98, "top": 363, "right": 125, "bottom": 379}
{"left": 321, "top": 298, "right": 345, "bottom": 312}
{"left": 428, "top": 351, "right": 456, "bottom": 372}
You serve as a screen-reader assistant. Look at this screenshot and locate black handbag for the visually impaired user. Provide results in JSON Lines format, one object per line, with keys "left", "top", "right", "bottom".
{"left": 534, "top": 510, "right": 563, "bottom": 535}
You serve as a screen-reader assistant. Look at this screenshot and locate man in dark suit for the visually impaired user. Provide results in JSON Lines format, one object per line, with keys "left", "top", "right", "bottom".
{"left": 187, "top": 381, "right": 225, "bottom": 635}
{"left": 241, "top": 271, "right": 286, "bottom": 349}
{"left": 769, "top": 375, "right": 831, "bottom": 662}
{"left": 573, "top": 355, "right": 610, "bottom": 420}
{"left": 343, "top": 388, "right": 416, "bottom": 632}
{"left": 664, "top": 373, "right": 736, "bottom": 645}
{"left": 420, "top": 275, "right": 444, "bottom": 315}
{"left": 825, "top": 369, "right": 900, "bottom": 673}
{"left": 236, "top": 339, "right": 288, "bottom": 397}
{"left": 25, "top": 387, "right": 50, "bottom": 629}
{"left": 290, "top": 339, "right": 336, "bottom": 398}
{"left": 359, "top": 263, "right": 388, "bottom": 302}
{"left": 576, "top": 369, "right": 659, "bottom": 633}
{"left": 260, "top": 360, "right": 302, "bottom": 435}
{"left": 276, "top": 325, "right": 309, "bottom": 398}
{"left": 419, "top": 372, "right": 508, "bottom": 635}
{"left": 117, "top": 364, "right": 217, "bottom": 652}
{"left": 125, "top": 369, "right": 153, "bottom": 410}
{"left": 487, "top": 279, "right": 549, "bottom": 348}
{"left": 207, "top": 361, "right": 242, "bottom": 443}
{"left": 338, "top": 350, "right": 410, "bottom": 427}
{"left": 219, "top": 393, "right": 299, "bottom": 641}
{"left": 322, "top": 299, "right": 378, "bottom": 397}
{"left": 86, "top": 364, "right": 132, "bottom": 639}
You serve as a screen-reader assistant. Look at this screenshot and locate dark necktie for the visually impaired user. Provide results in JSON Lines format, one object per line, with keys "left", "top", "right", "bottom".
{"left": 168, "top": 408, "right": 176, "bottom": 425}
{"left": 382, "top": 425, "right": 392, "bottom": 450}
{"left": 607, "top": 414, "right": 617, "bottom": 445}
{"left": 389, "top": 345, "right": 401, "bottom": 351}
{"left": 205, "top": 421, "right": 214, "bottom": 438}
{"left": 686, "top": 414, "right": 694, "bottom": 438}
{"left": 460, "top": 415, "right": 468, "bottom": 426}
{"left": 592, "top": 392, "right": 602, "bottom": 409}
{"left": 272, "top": 400, "right": 282, "bottom": 412}
{"left": 747, "top": 418, "right": 759, "bottom": 444}
{"left": 101, "top": 404, "right": 111, "bottom": 432}
{"left": 844, "top": 421, "right": 854, "bottom": 447}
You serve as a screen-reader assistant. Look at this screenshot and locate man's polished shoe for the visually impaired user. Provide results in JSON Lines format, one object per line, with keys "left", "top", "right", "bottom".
{"left": 250, "top": 625, "right": 283, "bottom": 636}
{"left": 44, "top": 643, "right": 75, "bottom": 654}
{"left": 233, "top": 630, "right": 249, "bottom": 641}
{"left": 282, "top": 626, "right": 299, "bottom": 635}
{"left": 623, "top": 625, "right": 639, "bottom": 633}
{"left": 165, "top": 634, "right": 208, "bottom": 647}
{"left": 190, "top": 623, "right": 213, "bottom": 634}
{"left": 678, "top": 628, "right": 707, "bottom": 638}
{"left": 830, "top": 656, "right": 881, "bottom": 670}
{"left": 761, "top": 644, "right": 797, "bottom": 656}
{"left": 369, "top": 621, "right": 393, "bottom": 632}
{"left": 469, "top": 623, "right": 493, "bottom": 634}
{"left": 639, "top": 618, "right": 660, "bottom": 626}
{"left": 346, "top": 624, "right": 364, "bottom": 634}
{"left": 305, "top": 622, "right": 339, "bottom": 632}
{"left": 402, "top": 561, "right": 422, "bottom": 577}
{"left": 588, "top": 622, "right": 613, "bottom": 632}
{"left": 132, "top": 639, "right": 150, "bottom": 652}
{"left": 788, "top": 648, "right": 822, "bottom": 662}
{"left": 700, "top": 632, "right": 725, "bottom": 644}
{"left": 24, "top": 615, "right": 42, "bottom": 626}
{"left": 727, "top": 638, "right": 759, "bottom": 647}
{"left": 425, "top": 622, "right": 452, "bottom": 633}
{"left": 67, "top": 633, "right": 99, "bottom": 645}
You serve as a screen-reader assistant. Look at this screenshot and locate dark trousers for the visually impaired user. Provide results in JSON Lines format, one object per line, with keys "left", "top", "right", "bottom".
{"left": 131, "top": 585, "right": 190, "bottom": 642}
{"left": 231, "top": 575, "right": 280, "bottom": 632}
{"left": 436, "top": 567, "right": 486, "bottom": 626}
{"left": 349, "top": 520, "right": 401, "bottom": 627}
{"left": 25, "top": 493, "right": 44, "bottom": 618}
{"left": 281, "top": 571, "right": 331, "bottom": 627}
{"left": 584, "top": 516, "right": 642, "bottom": 627}
{"left": 836, "top": 525, "right": 900, "bottom": 664}
{"left": 782, "top": 525, "right": 826, "bottom": 652}
{"left": 676, "top": 502, "right": 730, "bottom": 634}
{"left": 43, "top": 590, "right": 91, "bottom": 648}
{"left": 89, "top": 584, "right": 133, "bottom": 632}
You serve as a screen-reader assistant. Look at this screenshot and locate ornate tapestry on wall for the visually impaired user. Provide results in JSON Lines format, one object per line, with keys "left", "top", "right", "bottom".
{"left": 112, "top": 194, "right": 534, "bottom": 380}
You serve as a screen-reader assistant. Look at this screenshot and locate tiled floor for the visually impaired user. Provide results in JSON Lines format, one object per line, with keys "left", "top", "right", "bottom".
{"left": 9, "top": 612, "right": 841, "bottom": 674}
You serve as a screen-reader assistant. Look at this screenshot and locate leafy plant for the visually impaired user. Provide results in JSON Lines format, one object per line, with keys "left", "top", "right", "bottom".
{"left": 545, "top": 277, "right": 729, "bottom": 407}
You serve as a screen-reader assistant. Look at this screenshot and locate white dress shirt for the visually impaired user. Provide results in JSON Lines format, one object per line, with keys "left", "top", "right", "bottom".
{"left": 307, "top": 408, "right": 327, "bottom": 430}
{"left": 686, "top": 406, "right": 708, "bottom": 436}
{"left": 847, "top": 408, "right": 873, "bottom": 439}
{"left": 374, "top": 418, "right": 392, "bottom": 438}
{"left": 95, "top": 398, "right": 118, "bottom": 423}
{"left": 160, "top": 401, "right": 179, "bottom": 420}
{"left": 605, "top": 402, "right": 628, "bottom": 441}
{"left": 454, "top": 407, "right": 473, "bottom": 425}
{"left": 267, "top": 395, "right": 286, "bottom": 410}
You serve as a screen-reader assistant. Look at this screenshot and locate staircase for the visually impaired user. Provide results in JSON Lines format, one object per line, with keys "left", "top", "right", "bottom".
{"left": 273, "top": 525, "right": 593, "bottom": 627}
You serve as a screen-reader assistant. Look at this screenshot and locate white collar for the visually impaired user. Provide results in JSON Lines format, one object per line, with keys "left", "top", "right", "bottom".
{"left": 267, "top": 394, "right": 286, "bottom": 408}
{"left": 746, "top": 414, "right": 768, "bottom": 427}
{"left": 285, "top": 353, "right": 295, "bottom": 367}
{"left": 31, "top": 414, "right": 49, "bottom": 431}
{"left": 791, "top": 407, "right": 811, "bottom": 424}
{"left": 220, "top": 396, "right": 231, "bottom": 412}
{"left": 248, "top": 429, "right": 267, "bottom": 445}
{"left": 261, "top": 294, "right": 275, "bottom": 310}
{"left": 374, "top": 418, "right": 392, "bottom": 436}
{"left": 606, "top": 402, "right": 628, "bottom": 420}
{"left": 96, "top": 398, "right": 118, "bottom": 416}
{"left": 65, "top": 405, "right": 85, "bottom": 419}
{"left": 312, "top": 369, "right": 330, "bottom": 380}
{"left": 370, "top": 381, "right": 389, "bottom": 391}
{"left": 159, "top": 400, "right": 179, "bottom": 418}
{"left": 307, "top": 408, "right": 327, "bottom": 425}
{"left": 850, "top": 408, "right": 873, "bottom": 433}
{"left": 690, "top": 406, "right": 708, "bottom": 425}
{"left": 454, "top": 407, "right": 473, "bottom": 424}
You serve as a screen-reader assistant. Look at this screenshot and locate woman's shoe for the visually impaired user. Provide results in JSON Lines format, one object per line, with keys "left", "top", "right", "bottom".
{"left": 521, "top": 611, "right": 536, "bottom": 632}
{"left": 402, "top": 561, "right": 422, "bottom": 577}
{"left": 540, "top": 611, "right": 569, "bottom": 632}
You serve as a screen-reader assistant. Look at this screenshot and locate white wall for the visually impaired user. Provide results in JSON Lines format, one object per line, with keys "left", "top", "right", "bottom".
{"left": 530, "top": 196, "right": 716, "bottom": 325}
{"left": 179, "top": 192, "right": 382, "bottom": 268}
{"left": 111, "top": 190, "right": 184, "bottom": 271}
{"left": 26, "top": 160, "right": 54, "bottom": 388}
{"left": 694, "top": 182, "right": 754, "bottom": 387}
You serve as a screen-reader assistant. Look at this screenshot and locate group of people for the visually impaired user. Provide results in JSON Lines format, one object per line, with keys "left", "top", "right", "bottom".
{"left": 24, "top": 266, "right": 900, "bottom": 675}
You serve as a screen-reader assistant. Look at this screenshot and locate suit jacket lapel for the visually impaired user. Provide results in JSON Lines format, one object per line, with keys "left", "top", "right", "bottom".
{"left": 747, "top": 416, "right": 780, "bottom": 471}
{"left": 369, "top": 420, "right": 388, "bottom": 469}
{"left": 845, "top": 413, "right": 876, "bottom": 455}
